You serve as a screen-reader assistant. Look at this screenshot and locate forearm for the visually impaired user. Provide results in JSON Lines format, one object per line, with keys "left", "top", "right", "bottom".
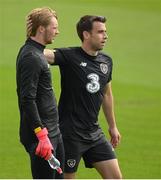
{"left": 102, "top": 82, "right": 117, "bottom": 128}
{"left": 102, "top": 93, "right": 117, "bottom": 128}
{"left": 22, "top": 99, "right": 43, "bottom": 130}
{"left": 102, "top": 83, "right": 121, "bottom": 147}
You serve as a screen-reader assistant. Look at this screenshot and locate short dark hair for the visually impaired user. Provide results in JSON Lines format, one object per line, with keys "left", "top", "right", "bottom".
{"left": 76, "top": 15, "right": 106, "bottom": 41}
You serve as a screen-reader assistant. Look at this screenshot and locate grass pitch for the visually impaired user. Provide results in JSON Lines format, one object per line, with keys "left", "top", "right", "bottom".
{"left": 0, "top": 0, "right": 161, "bottom": 178}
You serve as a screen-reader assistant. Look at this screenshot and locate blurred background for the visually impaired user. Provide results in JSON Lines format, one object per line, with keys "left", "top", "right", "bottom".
{"left": 0, "top": 0, "right": 160, "bottom": 178}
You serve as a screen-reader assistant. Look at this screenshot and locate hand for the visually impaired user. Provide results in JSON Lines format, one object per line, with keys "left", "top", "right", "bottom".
{"left": 35, "top": 128, "right": 53, "bottom": 160}
{"left": 108, "top": 127, "right": 121, "bottom": 148}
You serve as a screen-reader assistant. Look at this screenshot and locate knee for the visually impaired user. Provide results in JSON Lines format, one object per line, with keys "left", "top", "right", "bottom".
{"left": 115, "top": 171, "right": 122, "bottom": 179}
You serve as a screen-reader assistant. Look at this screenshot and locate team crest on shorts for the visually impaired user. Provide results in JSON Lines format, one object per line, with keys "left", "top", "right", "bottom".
{"left": 100, "top": 63, "right": 108, "bottom": 74}
{"left": 67, "top": 159, "right": 76, "bottom": 168}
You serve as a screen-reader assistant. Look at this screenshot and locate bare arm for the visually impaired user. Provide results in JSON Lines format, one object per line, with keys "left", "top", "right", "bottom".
{"left": 102, "top": 82, "right": 121, "bottom": 148}
{"left": 44, "top": 49, "right": 55, "bottom": 64}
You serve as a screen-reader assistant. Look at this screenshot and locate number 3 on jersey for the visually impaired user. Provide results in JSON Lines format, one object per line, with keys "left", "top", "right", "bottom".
{"left": 86, "top": 73, "right": 100, "bottom": 93}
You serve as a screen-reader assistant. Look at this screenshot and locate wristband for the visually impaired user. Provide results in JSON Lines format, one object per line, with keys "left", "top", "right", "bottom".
{"left": 34, "top": 127, "right": 42, "bottom": 134}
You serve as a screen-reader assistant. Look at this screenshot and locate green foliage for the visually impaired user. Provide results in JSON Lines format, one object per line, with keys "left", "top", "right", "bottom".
{"left": 0, "top": 0, "right": 160, "bottom": 178}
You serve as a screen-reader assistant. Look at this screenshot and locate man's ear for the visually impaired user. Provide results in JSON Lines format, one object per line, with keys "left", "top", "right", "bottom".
{"left": 38, "top": 25, "right": 45, "bottom": 33}
{"left": 83, "top": 31, "right": 90, "bottom": 40}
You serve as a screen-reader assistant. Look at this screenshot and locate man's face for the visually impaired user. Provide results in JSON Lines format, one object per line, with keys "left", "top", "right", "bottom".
{"left": 43, "top": 16, "right": 59, "bottom": 44}
{"left": 88, "top": 21, "right": 107, "bottom": 51}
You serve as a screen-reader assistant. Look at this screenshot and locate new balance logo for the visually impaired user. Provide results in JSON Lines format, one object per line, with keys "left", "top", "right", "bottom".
{"left": 80, "top": 62, "right": 87, "bottom": 67}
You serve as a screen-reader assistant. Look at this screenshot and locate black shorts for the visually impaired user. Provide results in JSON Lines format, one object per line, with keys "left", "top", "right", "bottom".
{"left": 63, "top": 136, "right": 116, "bottom": 173}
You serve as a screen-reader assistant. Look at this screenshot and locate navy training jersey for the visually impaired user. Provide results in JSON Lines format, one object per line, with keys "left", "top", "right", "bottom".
{"left": 16, "top": 38, "right": 60, "bottom": 146}
{"left": 54, "top": 47, "right": 113, "bottom": 142}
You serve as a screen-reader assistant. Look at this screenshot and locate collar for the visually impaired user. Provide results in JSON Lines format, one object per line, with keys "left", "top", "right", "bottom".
{"left": 26, "top": 38, "right": 46, "bottom": 52}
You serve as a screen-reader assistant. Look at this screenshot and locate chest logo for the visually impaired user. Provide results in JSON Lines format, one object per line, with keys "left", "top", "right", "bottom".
{"left": 100, "top": 63, "right": 108, "bottom": 74}
{"left": 80, "top": 62, "right": 87, "bottom": 67}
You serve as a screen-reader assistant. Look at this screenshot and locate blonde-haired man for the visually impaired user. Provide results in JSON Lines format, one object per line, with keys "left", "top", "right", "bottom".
{"left": 16, "top": 7, "right": 64, "bottom": 179}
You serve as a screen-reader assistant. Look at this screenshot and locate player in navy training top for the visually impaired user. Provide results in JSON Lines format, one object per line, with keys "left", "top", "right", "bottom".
{"left": 54, "top": 47, "right": 112, "bottom": 142}
{"left": 44, "top": 15, "right": 122, "bottom": 179}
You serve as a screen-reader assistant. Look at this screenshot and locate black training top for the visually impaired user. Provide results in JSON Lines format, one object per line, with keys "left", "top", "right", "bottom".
{"left": 53, "top": 47, "right": 113, "bottom": 142}
{"left": 16, "top": 38, "right": 60, "bottom": 146}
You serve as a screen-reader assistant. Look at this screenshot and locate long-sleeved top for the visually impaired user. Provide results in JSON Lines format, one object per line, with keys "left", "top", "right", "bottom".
{"left": 16, "top": 38, "right": 60, "bottom": 147}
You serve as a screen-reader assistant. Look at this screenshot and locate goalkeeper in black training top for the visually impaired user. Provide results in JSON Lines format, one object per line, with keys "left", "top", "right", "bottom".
{"left": 16, "top": 7, "right": 64, "bottom": 179}
{"left": 44, "top": 15, "right": 122, "bottom": 179}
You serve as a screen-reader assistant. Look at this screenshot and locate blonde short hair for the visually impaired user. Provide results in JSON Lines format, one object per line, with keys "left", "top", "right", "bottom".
{"left": 26, "top": 7, "right": 57, "bottom": 38}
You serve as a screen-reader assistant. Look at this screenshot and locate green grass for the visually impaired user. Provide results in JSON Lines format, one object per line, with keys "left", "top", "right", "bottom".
{"left": 0, "top": 0, "right": 161, "bottom": 178}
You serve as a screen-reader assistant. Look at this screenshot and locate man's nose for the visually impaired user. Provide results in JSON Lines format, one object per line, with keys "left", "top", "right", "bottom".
{"left": 104, "top": 33, "right": 108, "bottom": 39}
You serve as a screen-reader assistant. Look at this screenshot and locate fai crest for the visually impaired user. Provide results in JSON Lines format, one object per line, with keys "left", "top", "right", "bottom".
{"left": 100, "top": 63, "right": 108, "bottom": 74}
{"left": 67, "top": 159, "right": 76, "bottom": 168}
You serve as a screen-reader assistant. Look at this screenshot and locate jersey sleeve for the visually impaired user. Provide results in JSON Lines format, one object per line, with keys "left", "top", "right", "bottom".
{"left": 52, "top": 48, "right": 68, "bottom": 66}
{"left": 19, "top": 53, "right": 43, "bottom": 130}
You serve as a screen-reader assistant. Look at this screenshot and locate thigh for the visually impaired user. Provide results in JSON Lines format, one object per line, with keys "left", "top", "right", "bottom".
{"left": 93, "top": 159, "right": 122, "bottom": 179}
{"left": 27, "top": 135, "right": 64, "bottom": 179}
{"left": 28, "top": 143, "right": 55, "bottom": 179}
{"left": 83, "top": 139, "right": 116, "bottom": 168}
{"left": 54, "top": 136, "right": 65, "bottom": 179}
{"left": 63, "top": 138, "right": 83, "bottom": 173}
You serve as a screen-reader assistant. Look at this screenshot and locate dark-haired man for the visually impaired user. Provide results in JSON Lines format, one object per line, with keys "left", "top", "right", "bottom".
{"left": 44, "top": 15, "right": 122, "bottom": 179}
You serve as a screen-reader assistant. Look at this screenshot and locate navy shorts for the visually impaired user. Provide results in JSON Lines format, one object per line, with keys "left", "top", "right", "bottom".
{"left": 63, "top": 136, "right": 116, "bottom": 173}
